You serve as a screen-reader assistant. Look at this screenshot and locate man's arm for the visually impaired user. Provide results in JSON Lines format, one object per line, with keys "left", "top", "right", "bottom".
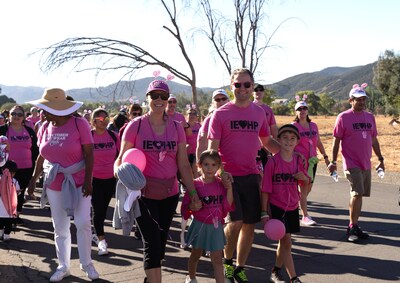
{"left": 260, "top": 136, "right": 280, "bottom": 154}
{"left": 208, "top": 138, "right": 220, "bottom": 151}
{"left": 328, "top": 136, "right": 341, "bottom": 173}
{"left": 372, "top": 136, "right": 385, "bottom": 171}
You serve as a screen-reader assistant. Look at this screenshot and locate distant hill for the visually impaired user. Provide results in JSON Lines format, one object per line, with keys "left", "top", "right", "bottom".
{"left": 267, "top": 62, "right": 376, "bottom": 99}
{"left": 1, "top": 62, "right": 375, "bottom": 104}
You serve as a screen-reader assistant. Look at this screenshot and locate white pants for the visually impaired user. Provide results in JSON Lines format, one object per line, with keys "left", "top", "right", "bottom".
{"left": 47, "top": 188, "right": 92, "bottom": 271}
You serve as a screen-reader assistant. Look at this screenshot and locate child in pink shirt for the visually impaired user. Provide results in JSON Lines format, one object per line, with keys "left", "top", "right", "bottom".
{"left": 261, "top": 124, "right": 310, "bottom": 283}
{"left": 181, "top": 150, "right": 234, "bottom": 283}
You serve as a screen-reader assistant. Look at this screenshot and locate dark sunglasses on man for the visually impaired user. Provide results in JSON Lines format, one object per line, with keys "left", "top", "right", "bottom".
{"left": 214, "top": 97, "right": 228, "bottom": 103}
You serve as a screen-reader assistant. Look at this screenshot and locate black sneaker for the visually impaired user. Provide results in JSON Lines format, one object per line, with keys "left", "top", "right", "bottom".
{"left": 133, "top": 228, "right": 142, "bottom": 240}
{"left": 290, "top": 278, "right": 302, "bottom": 283}
{"left": 270, "top": 269, "right": 285, "bottom": 283}
{"left": 353, "top": 225, "right": 369, "bottom": 239}
{"left": 347, "top": 225, "right": 369, "bottom": 242}
{"left": 223, "top": 264, "right": 235, "bottom": 283}
{"left": 234, "top": 267, "right": 249, "bottom": 283}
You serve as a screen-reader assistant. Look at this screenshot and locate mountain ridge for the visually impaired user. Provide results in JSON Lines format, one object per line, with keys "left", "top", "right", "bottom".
{"left": 1, "top": 62, "right": 376, "bottom": 104}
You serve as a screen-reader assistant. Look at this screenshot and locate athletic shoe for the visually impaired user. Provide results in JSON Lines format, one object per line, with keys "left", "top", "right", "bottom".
{"left": 98, "top": 239, "right": 109, "bottom": 256}
{"left": 223, "top": 263, "right": 235, "bottom": 283}
{"left": 80, "top": 263, "right": 99, "bottom": 280}
{"left": 290, "top": 278, "right": 302, "bottom": 283}
{"left": 3, "top": 234, "right": 10, "bottom": 242}
{"left": 270, "top": 268, "right": 286, "bottom": 283}
{"left": 0, "top": 229, "right": 4, "bottom": 239}
{"left": 185, "top": 275, "right": 198, "bottom": 283}
{"left": 49, "top": 269, "right": 71, "bottom": 282}
{"left": 301, "top": 215, "right": 316, "bottom": 226}
{"left": 134, "top": 228, "right": 142, "bottom": 240}
{"left": 347, "top": 225, "right": 369, "bottom": 242}
{"left": 92, "top": 233, "right": 100, "bottom": 245}
{"left": 234, "top": 268, "right": 249, "bottom": 283}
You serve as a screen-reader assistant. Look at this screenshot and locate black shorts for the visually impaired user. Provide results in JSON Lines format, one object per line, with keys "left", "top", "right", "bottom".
{"left": 270, "top": 203, "right": 300, "bottom": 234}
{"left": 227, "top": 174, "right": 261, "bottom": 224}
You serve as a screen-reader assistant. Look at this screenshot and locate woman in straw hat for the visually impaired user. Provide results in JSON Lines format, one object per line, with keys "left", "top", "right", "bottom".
{"left": 114, "top": 79, "right": 201, "bottom": 283}
{"left": 27, "top": 88, "right": 99, "bottom": 282}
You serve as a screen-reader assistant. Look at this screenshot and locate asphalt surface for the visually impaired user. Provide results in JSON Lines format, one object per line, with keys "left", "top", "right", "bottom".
{"left": 0, "top": 174, "right": 399, "bottom": 283}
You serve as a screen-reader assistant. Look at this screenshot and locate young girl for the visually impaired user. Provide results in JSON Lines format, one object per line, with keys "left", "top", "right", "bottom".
{"left": 0, "top": 160, "right": 20, "bottom": 241}
{"left": 261, "top": 124, "right": 310, "bottom": 283}
{"left": 181, "top": 149, "right": 234, "bottom": 283}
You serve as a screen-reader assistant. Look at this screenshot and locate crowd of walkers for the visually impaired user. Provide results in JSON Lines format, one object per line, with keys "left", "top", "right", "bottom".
{"left": 0, "top": 69, "right": 385, "bottom": 283}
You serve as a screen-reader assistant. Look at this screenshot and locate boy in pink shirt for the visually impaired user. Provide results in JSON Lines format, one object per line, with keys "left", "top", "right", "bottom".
{"left": 328, "top": 83, "right": 384, "bottom": 243}
{"left": 261, "top": 124, "right": 309, "bottom": 283}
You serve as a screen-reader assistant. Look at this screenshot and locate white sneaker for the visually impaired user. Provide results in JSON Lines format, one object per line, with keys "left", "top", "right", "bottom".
{"left": 185, "top": 275, "right": 198, "bottom": 283}
{"left": 98, "top": 239, "right": 109, "bottom": 256}
{"left": 301, "top": 216, "right": 317, "bottom": 226}
{"left": 49, "top": 269, "right": 71, "bottom": 282}
{"left": 80, "top": 263, "right": 99, "bottom": 280}
{"left": 3, "top": 234, "right": 10, "bottom": 242}
{"left": 92, "top": 233, "right": 99, "bottom": 245}
{"left": 0, "top": 229, "right": 4, "bottom": 239}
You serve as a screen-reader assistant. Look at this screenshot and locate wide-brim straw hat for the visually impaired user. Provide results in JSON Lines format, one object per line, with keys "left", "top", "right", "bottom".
{"left": 27, "top": 88, "right": 83, "bottom": 116}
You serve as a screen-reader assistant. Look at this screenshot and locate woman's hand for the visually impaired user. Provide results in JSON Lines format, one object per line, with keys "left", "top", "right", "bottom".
{"left": 82, "top": 181, "right": 93, "bottom": 197}
{"left": 27, "top": 177, "right": 37, "bottom": 196}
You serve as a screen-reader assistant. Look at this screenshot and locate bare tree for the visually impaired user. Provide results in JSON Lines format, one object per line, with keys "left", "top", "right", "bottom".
{"left": 198, "top": 0, "right": 292, "bottom": 78}
{"left": 39, "top": 0, "right": 199, "bottom": 104}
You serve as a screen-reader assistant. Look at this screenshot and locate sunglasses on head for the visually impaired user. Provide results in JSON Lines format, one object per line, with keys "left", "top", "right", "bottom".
{"left": 214, "top": 97, "right": 228, "bottom": 103}
{"left": 11, "top": 112, "right": 24, "bottom": 118}
{"left": 233, "top": 81, "right": 252, "bottom": 89}
{"left": 94, "top": 116, "right": 110, "bottom": 122}
{"left": 148, "top": 92, "right": 169, "bottom": 101}
{"left": 131, "top": 112, "right": 141, "bottom": 117}
{"left": 297, "top": 107, "right": 308, "bottom": 111}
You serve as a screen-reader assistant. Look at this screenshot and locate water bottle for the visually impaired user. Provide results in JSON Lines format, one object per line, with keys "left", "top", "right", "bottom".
{"left": 331, "top": 171, "right": 339, "bottom": 182}
{"left": 377, "top": 168, "right": 385, "bottom": 179}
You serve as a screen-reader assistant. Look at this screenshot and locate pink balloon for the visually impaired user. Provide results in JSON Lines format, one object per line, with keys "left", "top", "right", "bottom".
{"left": 121, "top": 148, "right": 146, "bottom": 171}
{"left": 264, "top": 219, "right": 286, "bottom": 240}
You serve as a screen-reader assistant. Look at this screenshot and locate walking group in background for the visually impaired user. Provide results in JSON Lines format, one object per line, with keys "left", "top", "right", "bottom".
{"left": 0, "top": 68, "right": 385, "bottom": 283}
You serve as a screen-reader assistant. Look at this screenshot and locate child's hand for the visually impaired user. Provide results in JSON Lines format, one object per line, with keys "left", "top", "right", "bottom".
{"left": 293, "top": 172, "right": 308, "bottom": 182}
{"left": 221, "top": 171, "right": 234, "bottom": 184}
{"left": 189, "top": 199, "right": 202, "bottom": 211}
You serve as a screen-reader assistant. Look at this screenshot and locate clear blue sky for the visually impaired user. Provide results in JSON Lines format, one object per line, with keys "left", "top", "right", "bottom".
{"left": 1, "top": 0, "right": 399, "bottom": 91}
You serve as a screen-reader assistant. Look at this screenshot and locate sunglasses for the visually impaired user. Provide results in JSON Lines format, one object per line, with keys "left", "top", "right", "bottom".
{"left": 297, "top": 107, "right": 308, "bottom": 111}
{"left": 148, "top": 92, "right": 169, "bottom": 101}
{"left": 94, "top": 116, "right": 110, "bottom": 122}
{"left": 11, "top": 112, "right": 24, "bottom": 118}
{"left": 168, "top": 100, "right": 177, "bottom": 104}
{"left": 189, "top": 112, "right": 197, "bottom": 116}
{"left": 131, "top": 112, "right": 141, "bottom": 117}
{"left": 233, "top": 81, "right": 252, "bottom": 89}
{"left": 255, "top": 89, "right": 264, "bottom": 92}
{"left": 214, "top": 97, "right": 228, "bottom": 103}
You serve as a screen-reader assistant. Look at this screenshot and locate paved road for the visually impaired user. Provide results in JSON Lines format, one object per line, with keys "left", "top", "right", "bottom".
{"left": 0, "top": 175, "right": 399, "bottom": 282}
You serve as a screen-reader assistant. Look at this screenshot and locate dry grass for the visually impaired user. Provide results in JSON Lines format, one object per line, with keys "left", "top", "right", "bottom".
{"left": 275, "top": 115, "right": 400, "bottom": 173}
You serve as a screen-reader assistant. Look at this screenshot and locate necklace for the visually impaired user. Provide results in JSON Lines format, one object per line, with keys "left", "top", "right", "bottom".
{"left": 147, "top": 118, "right": 168, "bottom": 162}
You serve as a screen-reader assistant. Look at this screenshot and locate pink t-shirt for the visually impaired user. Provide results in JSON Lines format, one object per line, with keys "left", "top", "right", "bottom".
{"left": 261, "top": 153, "right": 308, "bottom": 211}
{"left": 93, "top": 130, "right": 120, "bottom": 179}
{"left": 186, "top": 122, "right": 201, "bottom": 154}
{"left": 208, "top": 102, "right": 269, "bottom": 176}
{"left": 122, "top": 114, "right": 186, "bottom": 196}
{"left": 6, "top": 126, "right": 33, "bottom": 169}
{"left": 256, "top": 103, "right": 277, "bottom": 127}
{"left": 181, "top": 177, "right": 234, "bottom": 224}
{"left": 168, "top": 112, "right": 186, "bottom": 123}
{"left": 38, "top": 117, "right": 93, "bottom": 191}
{"left": 26, "top": 116, "right": 40, "bottom": 128}
{"left": 333, "top": 109, "right": 377, "bottom": 171}
{"left": 292, "top": 121, "right": 319, "bottom": 160}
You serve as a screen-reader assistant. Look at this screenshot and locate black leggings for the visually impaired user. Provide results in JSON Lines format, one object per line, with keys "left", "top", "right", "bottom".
{"left": 14, "top": 167, "right": 34, "bottom": 213}
{"left": 91, "top": 177, "right": 116, "bottom": 237}
{"left": 0, "top": 218, "right": 14, "bottom": 234}
{"left": 136, "top": 194, "right": 179, "bottom": 270}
